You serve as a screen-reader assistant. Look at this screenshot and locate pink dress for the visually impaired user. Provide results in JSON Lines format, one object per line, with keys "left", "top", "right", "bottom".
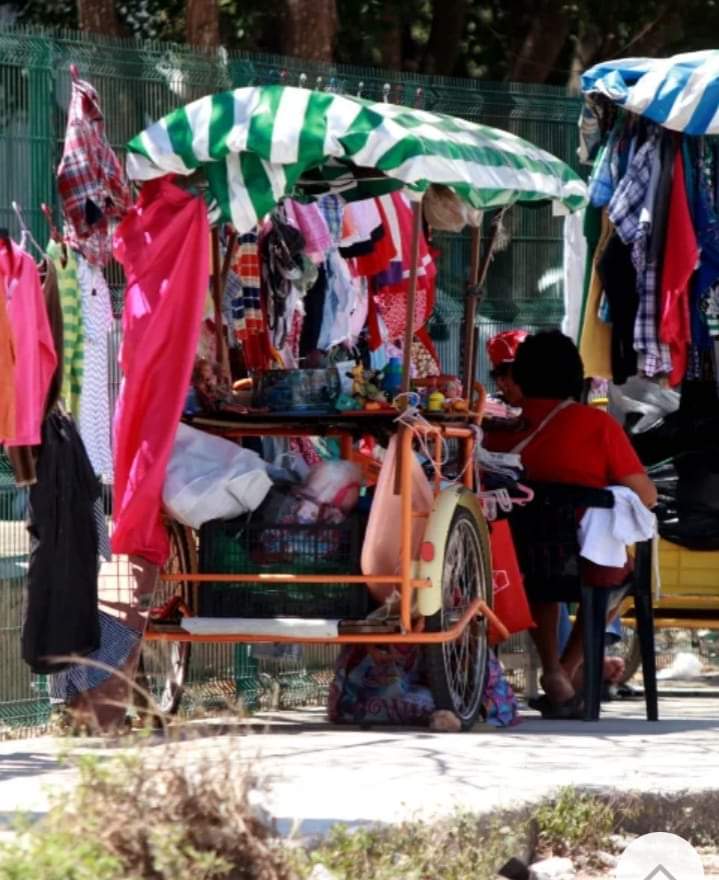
{"left": 111, "top": 177, "right": 210, "bottom": 565}
{"left": 0, "top": 242, "right": 57, "bottom": 446}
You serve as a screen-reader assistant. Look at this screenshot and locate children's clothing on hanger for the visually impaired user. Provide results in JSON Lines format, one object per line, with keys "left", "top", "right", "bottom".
{"left": 77, "top": 254, "right": 113, "bottom": 480}
{"left": 0, "top": 240, "right": 57, "bottom": 450}
{"left": 47, "top": 240, "right": 84, "bottom": 418}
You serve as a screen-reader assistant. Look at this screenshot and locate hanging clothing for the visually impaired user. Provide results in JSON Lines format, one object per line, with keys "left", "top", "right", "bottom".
{"left": 47, "top": 241, "right": 83, "bottom": 418}
{"left": 284, "top": 199, "right": 331, "bottom": 264}
{"left": 660, "top": 151, "right": 699, "bottom": 387}
{"left": 226, "top": 231, "right": 272, "bottom": 371}
{"left": 57, "top": 77, "right": 131, "bottom": 267}
{"left": 77, "top": 255, "right": 113, "bottom": 480}
{"left": 607, "top": 129, "right": 671, "bottom": 377}
{"left": 373, "top": 193, "right": 436, "bottom": 343}
{"left": 112, "top": 177, "right": 210, "bottom": 565}
{"left": 39, "top": 258, "right": 63, "bottom": 414}
{"left": 562, "top": 210, "right": 587, "bottom": 342}
{"left": 0, "top": 277, "right": 15, "bottom": 440}
{"left": 579, "top": 212, "right": 614, "bottom": 379}
{"left": 299, "top": 265, "right": 327, "bottom": 358}
{"left": 22, "top": 410, "right": 100, "bottom": 675}
{"left": 0, "top": 241, "right": 57, "bottom": 448}
{"left": 598, "top": 233, "right": 639, "bottom": 385}
{"left": 48, "top": 611, "right": 140, "bottom": 703}
{"left": 317, "top": 250, "right": 355, "bottom": 351}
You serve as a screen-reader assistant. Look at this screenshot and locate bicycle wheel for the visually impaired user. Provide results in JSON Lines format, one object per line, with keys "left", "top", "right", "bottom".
{"left": 608, "top": 623, "right": 642, "bottom": 684}
{"left": 139, "top": 520, "right": 196, "bottom": 716}
{"left": 424, "top": 507, "right": 491, "bottom": 730}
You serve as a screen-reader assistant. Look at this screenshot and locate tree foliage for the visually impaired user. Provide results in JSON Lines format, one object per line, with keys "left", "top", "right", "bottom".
{"left": 12, "top": 0, "right": 719, "bottom": 84}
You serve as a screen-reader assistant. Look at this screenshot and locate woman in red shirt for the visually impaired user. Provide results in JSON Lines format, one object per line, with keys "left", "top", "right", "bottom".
{"left": 486, "top": 331, "right": 656, "bottom": 714}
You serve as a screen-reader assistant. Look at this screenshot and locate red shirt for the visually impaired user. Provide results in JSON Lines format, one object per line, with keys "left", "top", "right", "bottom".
{"left": 484, "top": 398, "right": 645, "bottom": 488}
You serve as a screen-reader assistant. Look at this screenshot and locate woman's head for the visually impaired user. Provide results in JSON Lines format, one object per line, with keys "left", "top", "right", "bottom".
{"left": 512, "top": 330, "right": 585, "bottom": 401}
{"left": 486, "top": 329, "right": 527, "bottom": 405}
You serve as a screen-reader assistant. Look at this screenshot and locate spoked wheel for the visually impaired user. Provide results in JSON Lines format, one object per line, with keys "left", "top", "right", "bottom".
{"left": 608, "top": 621, "right": 641, "bottom": 685}
{"left": 425, "top": 507, "right": 492, "bottom": 730}
{"left": 138, "top": 520, "right": 196, "bottom": 717}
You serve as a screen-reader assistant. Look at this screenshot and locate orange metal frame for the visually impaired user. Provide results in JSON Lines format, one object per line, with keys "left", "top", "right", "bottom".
{"left": 145, "top": 404, "right": 508, "bottom": 646}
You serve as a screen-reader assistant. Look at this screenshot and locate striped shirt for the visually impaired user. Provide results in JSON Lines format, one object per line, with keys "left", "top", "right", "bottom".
{"left": 47, "top": 241, "right": 84, "bottom": 417}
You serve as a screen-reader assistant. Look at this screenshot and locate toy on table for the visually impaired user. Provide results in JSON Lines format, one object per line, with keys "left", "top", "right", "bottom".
{"left": 426, "top": 388, "right": 446, "bottom": 412}
{"left": 345, "top": 361, "right": 393, "bottom": 411}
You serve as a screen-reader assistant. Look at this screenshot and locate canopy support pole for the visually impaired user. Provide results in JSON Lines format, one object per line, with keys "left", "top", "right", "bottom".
{"left": 401, "top": 200, "right": 423, "bottom": 394}
{"left": 462, "top": 214, "right": 504, "bottom": 395}
{"left": 394, "top": 200, "right": 423, "bottom": 499}
{"left": 211, "top": 226, "right": 230, "bottom": 381}
{"left": 462, "top": 226, "right": 482, "bottom": 398}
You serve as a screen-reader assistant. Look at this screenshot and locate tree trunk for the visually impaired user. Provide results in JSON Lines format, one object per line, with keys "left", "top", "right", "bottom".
{"left": 509, "top": 1, "right": 570, "bottom": 83}
{"left": 380, "top": 3, "right": 403, "bottom": 71}
{"left": 186, "top": 0, "right": 220, "bottom": 48}
{"left": 282, "top": 0, "right": 337, "bottom": 62}
{"left": 422, "top": 0, "right": 468, "bottom": 75}
{"left": 77, "top": 0, "right": 122, "bottom": 36}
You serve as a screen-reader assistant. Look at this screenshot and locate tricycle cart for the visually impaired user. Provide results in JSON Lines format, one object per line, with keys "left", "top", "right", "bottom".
{"left": 123, "top": 84, "right": 587, "bottom": 728}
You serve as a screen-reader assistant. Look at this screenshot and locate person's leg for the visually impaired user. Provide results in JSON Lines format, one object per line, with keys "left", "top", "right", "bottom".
{"left": 557, "top": 603, "right": 573, "bottom": 654}
{"left": 529, "top": 601, "right": 575, "bottom": 702}
{"left": 562, "top": 605, "right": 625, "bottom": 689}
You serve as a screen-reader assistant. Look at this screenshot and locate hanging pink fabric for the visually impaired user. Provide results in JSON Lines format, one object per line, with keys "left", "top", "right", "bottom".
{"left": 112, "top": 177, "right": 209, "bottom": 565}
{"left": 0, "top": 241, "right": 57, "bottom": 446}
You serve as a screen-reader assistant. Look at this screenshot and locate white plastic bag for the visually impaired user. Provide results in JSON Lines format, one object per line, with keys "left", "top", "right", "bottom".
{"left": 163, "top": 423, "right": 272, "bottom": 529}
{"left": 302, "top": 460, "right": 362, "bottom": 512}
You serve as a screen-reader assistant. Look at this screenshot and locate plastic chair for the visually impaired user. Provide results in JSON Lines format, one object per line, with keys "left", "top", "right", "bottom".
{"left": 509, "top": 482, "right": 658, "bottom": 722}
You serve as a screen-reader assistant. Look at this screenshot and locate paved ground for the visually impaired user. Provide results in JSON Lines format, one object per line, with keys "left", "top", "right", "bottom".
{"left": 1, "top": 694, "right": 717, "bottom": 838}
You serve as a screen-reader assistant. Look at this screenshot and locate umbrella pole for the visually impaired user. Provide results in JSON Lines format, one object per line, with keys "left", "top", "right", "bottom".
{"left": 462, "top": 226, "right": 481, "bottom": 398}
{"left": 401, "top": 200, "right": 423, "bottom": 394}
{"left": 211, "top": 226, "right": 230, "bottom": 381}
{"left": 394, "top": 200, "right": 423, "bottom": 498}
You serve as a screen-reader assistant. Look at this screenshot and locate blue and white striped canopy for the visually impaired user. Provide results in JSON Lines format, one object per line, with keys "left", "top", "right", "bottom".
{"left": 582, "top": 50, "right": 719, "bottom": 136}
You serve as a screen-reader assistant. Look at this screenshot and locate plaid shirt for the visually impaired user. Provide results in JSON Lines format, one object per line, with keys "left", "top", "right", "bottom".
{"left": 57, "top": 78, "right": 131, "bottom": 267}
{"left": 608, "top": 131, "right": 672, "bottom": 376}
{"left": 318, "top": 194, "right": 344, "bottom": 243}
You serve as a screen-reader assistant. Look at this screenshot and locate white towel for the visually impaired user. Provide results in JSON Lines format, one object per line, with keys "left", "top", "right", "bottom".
{"left": 578, "top": 485, "right": 656, "bottom": 567}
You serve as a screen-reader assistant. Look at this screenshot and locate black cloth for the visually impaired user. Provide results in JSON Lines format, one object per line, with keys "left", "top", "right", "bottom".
{"left": 598, "top": 232, "right": 638, "bottom": 385}
{"left": 22, "top": 411, "right": 101, "bottom": 674}
{"left": 647, "top": 132, "right": 677, "bottom": 264}
{"left": 299, "top": 265, "right": 327, "bottom": 358}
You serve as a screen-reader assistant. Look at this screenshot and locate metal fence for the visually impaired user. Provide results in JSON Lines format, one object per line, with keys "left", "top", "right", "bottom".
{"left": 0, "top": 27, "right": 582, "bottom": 736}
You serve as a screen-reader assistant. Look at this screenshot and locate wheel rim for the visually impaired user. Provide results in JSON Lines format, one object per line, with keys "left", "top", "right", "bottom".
{"left": 440, "top": 516, "right": 487, "bottom": 722}
{"left": 142, "top": 523, "right": 190, "bottom": 714}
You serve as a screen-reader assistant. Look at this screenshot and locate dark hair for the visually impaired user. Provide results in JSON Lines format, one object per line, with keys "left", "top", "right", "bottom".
{"left": 512, "top": 330, "right": 584, "bottom": 401}
{"left": 489, "top": 362, "right": 513, "bottom": 381}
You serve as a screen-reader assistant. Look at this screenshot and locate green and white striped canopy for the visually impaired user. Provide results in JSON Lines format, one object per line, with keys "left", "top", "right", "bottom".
{"left": 126, "top": 85, "right": 587, "bottom": 232}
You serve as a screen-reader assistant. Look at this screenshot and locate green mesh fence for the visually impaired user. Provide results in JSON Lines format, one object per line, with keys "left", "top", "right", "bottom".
{"left": 0, "top": 27, "right": 581, "bottom": 735}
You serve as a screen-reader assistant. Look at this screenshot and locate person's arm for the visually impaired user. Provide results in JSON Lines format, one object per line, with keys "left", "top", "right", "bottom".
{"left": 604, "top": 415, "right": 657, "bottom": 509}
{"left": 616, "top": 471, "right": 657, "bottom": 510}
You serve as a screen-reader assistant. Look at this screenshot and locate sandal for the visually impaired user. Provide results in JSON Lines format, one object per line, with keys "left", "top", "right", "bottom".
{"left": 530, "top": 693, "right": 584, "bottom": 720}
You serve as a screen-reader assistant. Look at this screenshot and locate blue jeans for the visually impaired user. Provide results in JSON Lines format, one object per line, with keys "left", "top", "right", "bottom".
{"left": 558, "top": 604, "right": 621, "bottom": 653}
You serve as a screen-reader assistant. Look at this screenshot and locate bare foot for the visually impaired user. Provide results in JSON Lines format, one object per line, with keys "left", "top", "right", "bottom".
{"left": 569, "top": 656, "right": 626, "bottom": 690}
{"left": 540, "top": 670, "right": 575, "bottom": 703}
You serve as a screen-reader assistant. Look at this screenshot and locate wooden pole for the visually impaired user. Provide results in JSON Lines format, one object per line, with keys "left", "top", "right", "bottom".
{"left": 401, "top": 200, "right": 423, "bottom": 393}
{"left": 462, "top": 215, "right": 505, "bottom": 395}
{"left": 395, "top": 200, "right": 423, "bottom": 496}
{"left": 462, "top": 226, "right": 481, "bottom": 398}
{"left": 210, "top": 226, "right": 230, "bottom": 381}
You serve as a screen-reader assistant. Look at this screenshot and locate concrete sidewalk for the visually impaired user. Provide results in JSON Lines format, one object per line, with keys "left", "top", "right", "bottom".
{"left": 0, "top": 695, "right": 717, "bottom": 837}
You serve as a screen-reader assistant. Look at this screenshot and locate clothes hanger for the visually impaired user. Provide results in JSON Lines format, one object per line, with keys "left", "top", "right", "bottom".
{"left": 40, "top": 203, "right": 68, "bottom": 267}
{"left": 11, "top": 201, "right": 44, "bottom": 259}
